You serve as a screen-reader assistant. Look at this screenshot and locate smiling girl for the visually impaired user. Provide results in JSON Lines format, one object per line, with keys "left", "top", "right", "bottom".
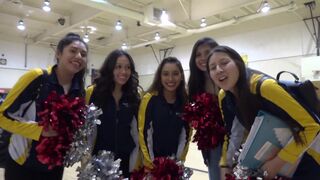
{"left": 0, "top": 33, "right": 88, "bottom": 180}
{"left": 187, "top": 37, "right": 221, "bottom": 180}
{"left": 86, "top": 49, "right": 140, "bottom": 178}
{"left": 138, "top": 57, "right": 191, "bottom": 168}
{"left": 207, "top": 45, "right": 320, "bottom": 180}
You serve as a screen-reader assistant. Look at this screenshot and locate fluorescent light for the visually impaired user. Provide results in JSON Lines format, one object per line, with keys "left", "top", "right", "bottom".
{"left": 17, "top": 20, "right": 25, "bottom": 31}
{"left": 200, "top": 18, "right": 207, "bottom": 27}
{"left": 42, "top": 0, "right": 51, "bottom": 12}
{"left": 154, "top": 32, "right": 160, "bottom": 40}
{"left": 160, "top": 10, "right": 169, "bottom": 23}
{"left": 83, "top": 33, "right": 89, "bottom": 43}
{"left": 115, "top": 20, "right": 122, "bottom": 31}
{"left": 258, "top": 0, "right": 271, "bottom": 13}
{"left": 121, "top": 43, "right": 128, "bottom": 50}
{"left": 44, "top": 0, "right": 50, "bottom": 6}
{"left": 42, "top": 5, "right": 51, "bottom": 12}
{"left": 261, "top": 3, "right": 271, "bottom": 12}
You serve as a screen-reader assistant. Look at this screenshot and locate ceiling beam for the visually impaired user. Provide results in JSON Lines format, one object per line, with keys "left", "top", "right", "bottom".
{"left": 178, "top": 0, "right": 190, "bottom": 20}
{"left": 87, "top": 21, "right": 115, "bottom": 33}
{"left": 4, "top": 1, "right": 64, "bottom": 21}
{"left": 0, "top": 12, "right": 55, "bottom": 27}
{"left": 33, "top": 6, "right": 103, "bottom": 44}
{"left": 70, "top": 0, "right": 144, "bottom": 21}
{"left": 0, "top": 21, "right": 45, "bottom": 35}
{"left": 71, "top": 0, "right": 189, "bottom": 34}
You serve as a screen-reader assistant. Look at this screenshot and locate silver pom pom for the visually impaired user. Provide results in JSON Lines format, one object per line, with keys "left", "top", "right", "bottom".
{"left": 77, "top": 150, "right": 122, "bottom": 180}
{"left": 64, "top": 103, "right": 102, "bottom": 167}
{"left": 233, "top": 164, "right": 265, "bottom": 179}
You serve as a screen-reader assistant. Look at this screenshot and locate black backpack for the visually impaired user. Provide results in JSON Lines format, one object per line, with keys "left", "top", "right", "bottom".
{"left": 257, "top": 71, "right": 320, "bottom": 123}
{"left": 0, "top": 69, "right": 47, "bottom": 167}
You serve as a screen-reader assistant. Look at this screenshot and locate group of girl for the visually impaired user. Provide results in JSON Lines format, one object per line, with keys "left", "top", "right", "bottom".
{"left": 0, "top": 33, "right": 191, "bottom": 180}
{"left": 0, "top": 32, "right": 319, "bottom": 180}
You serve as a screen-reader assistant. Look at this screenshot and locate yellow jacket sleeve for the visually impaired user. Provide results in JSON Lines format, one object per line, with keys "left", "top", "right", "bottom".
{"left": 217, "top": 90, "right": 230, "bottom": 167}
{"left": 85, "top": 85, "right": 95, "bottom": 105}
{"left": 0, "top": 69, "right": 45, "bottom": 141}
{"left": 138, "top": 92, "right": 154, "bottom": 168}
{"left": 259, "top": 79, "right": 320, "bottom": 164}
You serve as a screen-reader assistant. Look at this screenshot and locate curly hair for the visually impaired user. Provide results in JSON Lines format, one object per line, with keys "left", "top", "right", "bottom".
{"left": 93, "top": 49, "right": 140, "bottom": 109}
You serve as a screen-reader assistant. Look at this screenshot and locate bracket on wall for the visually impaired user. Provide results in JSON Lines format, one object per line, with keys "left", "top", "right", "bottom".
{"left": 303, "top": 1, "right": 320, "bottom": 56}
{"left": 145, "top": 45, "right": 175, "bottom": 64}
{"left": 159, "top": 47, "right": 174, "bottom": 61}
{"left": 145, "top": 44, "right": 160, "bottom": 64}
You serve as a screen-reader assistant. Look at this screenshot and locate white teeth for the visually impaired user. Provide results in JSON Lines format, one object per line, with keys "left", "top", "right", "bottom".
{"left": 219, "top": 76, "right": 226, "bottom": 81}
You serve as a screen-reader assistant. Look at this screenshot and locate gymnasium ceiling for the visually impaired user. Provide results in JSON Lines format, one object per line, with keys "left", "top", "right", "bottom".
{"left": 0, "top": 0, "right": 318, "bottom": 53}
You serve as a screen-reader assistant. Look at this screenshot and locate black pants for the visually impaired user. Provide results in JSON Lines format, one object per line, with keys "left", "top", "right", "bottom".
{"left": 292, "top": 153, "right": 320, "bottom": 180}
{"left": 5, "top": 158, "right": 64, "bottom": 180}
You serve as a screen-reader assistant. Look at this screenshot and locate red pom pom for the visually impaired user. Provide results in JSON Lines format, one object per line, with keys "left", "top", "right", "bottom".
{"left": 225, "top": 173, "right": 236, "bottom": 180}
{"left": 36, "top": 91, "right": 85, "bottom": 169}
{"left": 151, "top": 157, "right": 183, "bottom": 180}
{"left": 131, "top": 157, "right": 186, "bottom": 180}
{"left": 182, "top": 92, "right": 226, "bottom": 150}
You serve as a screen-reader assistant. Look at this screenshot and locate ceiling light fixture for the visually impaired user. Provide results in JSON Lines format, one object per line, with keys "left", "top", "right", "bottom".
{"left": 80, "top": 26, "right": 97, "bottom": 33}
{"left": 154, "top": 32, "right": 160, "bottom": 41}
{"left": 17, "top": 19, "right": 25, "bottom": 31}
{"left": 200, "top": 18, "right": 207, "bottom": 27}
{"left": 115, "top": 20, "right": 122, "bottom": 31}
{"left": 121, "top": 42, "right": 128, "bottom": 50}
{"left": 258, "top": 0, "right": 271, "bottom": 13}
{"left": 83, "top": 33, "right": 89, "bottom": 43}
{"left": 160, "top": 10, "right": 169, "bottom": 23}
{"left": 42, "top": 0, "right": 51, "bottom": 12}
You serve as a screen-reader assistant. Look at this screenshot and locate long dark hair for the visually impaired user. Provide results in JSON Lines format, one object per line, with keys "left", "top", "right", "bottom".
{"left": 208, "top": 46, "right": 257, "bottom": 128}
{"left": 93, "top": 49, "right": 140, "bottom": 109}
{"left": 188, "top": 37, "right": 218, "bottom": 100}
{"left": 208, "top": 45, "right": 303, "bottom": 143}
{"left": 56, "top": 32, "right": 88, "bottom": 96}
{"left": 147, "top": 57, "right": 188, "bottom": 104}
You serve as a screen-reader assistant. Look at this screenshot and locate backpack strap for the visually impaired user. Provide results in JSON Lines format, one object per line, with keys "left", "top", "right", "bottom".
{"left": 256, "top": 75, "right": 269, "bottom": 97}
{"left": 276, "top": 71, "right": 299, "bottom": 83}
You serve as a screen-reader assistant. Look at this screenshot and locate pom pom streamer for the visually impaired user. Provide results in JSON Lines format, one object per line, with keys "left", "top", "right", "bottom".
{"left": 64, "top": 103, "right": 102, "bottom": 167}
{"left": 131, "top": 157, "right": 193, "bottom": 180}
{"left": 77, "top": 150, "right": 122, "bottom": 180}
{"left": 182, "top": 92, "right": 226, "bottom": 150}
{"left": 226, "top": 164, "right": 291, "bottom": 180}
{"left": 36, "top": 91, "right": 86, "bottom": 169}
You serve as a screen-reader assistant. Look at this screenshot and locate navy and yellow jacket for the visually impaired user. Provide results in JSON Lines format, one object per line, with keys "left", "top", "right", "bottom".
{"left": 219, "top": 70, "right": 320, "bottom": 167}
{"left": 138, "top": 92, "right": 192, "bottom": 168}
{"left": 0, "top": 66, "right": 83, "bottom": 170}
{"left": 86, "top": 86, "right": 140, "bottom": 173}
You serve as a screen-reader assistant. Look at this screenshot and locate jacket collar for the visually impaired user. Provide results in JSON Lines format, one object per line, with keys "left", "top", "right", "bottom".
{"left": 47, "top": 65, "right": 81, "bottom": 92}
